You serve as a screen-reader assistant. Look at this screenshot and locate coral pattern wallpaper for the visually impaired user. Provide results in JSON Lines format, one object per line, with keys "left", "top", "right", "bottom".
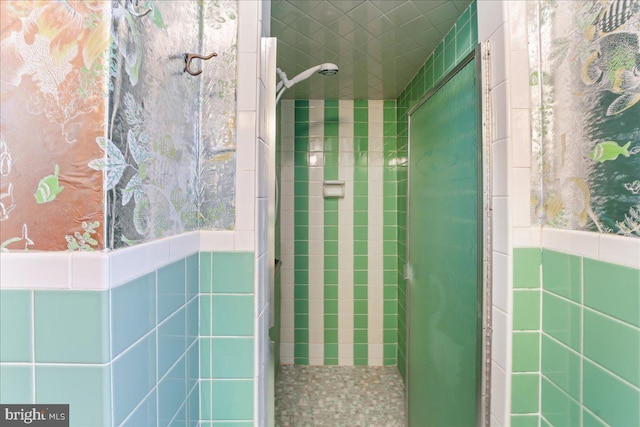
{"left": 1, "top": 1, "right": 108, "bottom": 251}
{"left": 0, "top": 0, "right": 237, "bottom": 251}
{"left": 530, "top": 0, "right": 640, "bottom": 237}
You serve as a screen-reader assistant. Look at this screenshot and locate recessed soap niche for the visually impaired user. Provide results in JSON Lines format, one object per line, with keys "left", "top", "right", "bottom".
{"left": 323, "top": 181, "right": 345, "bottom": 198}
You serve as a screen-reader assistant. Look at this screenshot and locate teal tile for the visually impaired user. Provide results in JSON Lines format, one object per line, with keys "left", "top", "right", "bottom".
{"left": 512, "top": 332, "right": 539, "bottom": 372}
{"left": 541, "top": 334, "right": 580, "bottom": 400}
{"left": 513, "top": 248, "right": 541, "bottom": 289}
{"left": 542, "top": 292, "right": 581, "bottom": 351}
{"left": 0, "top": 290, "right": 32, "bottom": 362}
{"left": 113, "top": 333, "right": 156, "bottom": 425}
{"left": 201, "top": 338, "right": 213, "bottom": 378}
{"left": 211, "top": 380, "right": 253, "bottom": 420}
{"left": 121, "top": 390, "right": 157, "bottom": 427}
{"left": 0, "top": 365, "right": 33, "bottom": 403}
{"left": 584, "top": 309, "right": 639, "bottom": 387}
{"left": 36, "top": 365, "right": 111, "bottom": 426}
{"left": 200, "top": 295, "right": 212, "bottom": 336}
{"left": 158, "top": 308, "right": 186, "bottom": 378}
{"left": 212, "top": 423, "right": 253, "bottom": 427}
{"left": 542, "top": 250, "right": 582, "bottom": 302}
{"left": 158, "top": 260, "right": 186, "bottom": 322}
{"left": 211, "top": 338, "right": 254, "bottom": 378}
{"left": 513, "top": 290, "right": 540, "bottom": 331}
{"left": 511, "top": 373, "right": 539, "bottom": 413}
{"left": 584, "top": 258, "right": 639, "bottom": 326}
{"left": 35, "top": 291, "right": 109, "bottom": 363}
{"left": 187, "top": 340, "right": 199, "bottom": 394}
{"left": 212, "top": 295, "right": 254, "bottom": 336}
{"left": 583, "top": 360, "right": 640, "bottom": 427}
{"left": 187, "top": 254, "right": 199, "bottom": 299}
{"left": 111, "top": 273, "right": 155, "bottom": 356}
{"left": 511, "top": 415, "right": 539, "bottom": 427}
{"left": 541, "top": 377, "right": 580, "bottom": 427}
{"left": 200, "top": 252, "right": 213, "bottom": 292}
{"left": 212, "top": 252, "right": 254, "bottom": 293}
{"left": 187, "top": 298, "right": 198, "bottom": 346}
{"left": 583, "top": 409, "right": 607, "bottom": 427}
{"left": 187, "top": 385, "right": 199, "bottom": 427}
{"left": 158, "top": 356, "right": 186, "bottom": 426}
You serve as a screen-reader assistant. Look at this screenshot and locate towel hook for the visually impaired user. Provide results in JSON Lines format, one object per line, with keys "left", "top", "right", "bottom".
{"left": 118, "top": 0, "right": 152, "bottom": 17}
{"left": 184, "top": 52, "right": 218, "bottom": 76}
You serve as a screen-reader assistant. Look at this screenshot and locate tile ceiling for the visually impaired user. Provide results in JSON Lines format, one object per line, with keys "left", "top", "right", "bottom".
{"left": 271, "top": 0, "right": 473, "bottom": 100}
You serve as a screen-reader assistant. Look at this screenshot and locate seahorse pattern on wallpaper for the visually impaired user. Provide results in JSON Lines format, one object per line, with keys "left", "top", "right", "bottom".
{"left": 0, "top": 1, "right": 108, "bottom": 251}
{"left": 530, "top": 0, "right": 640, "bottom": 237}
{"left": 0, "top": 0, "right": 238, "bottom": 251}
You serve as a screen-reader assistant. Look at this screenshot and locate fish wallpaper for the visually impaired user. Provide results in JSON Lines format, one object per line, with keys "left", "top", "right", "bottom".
{"left": 0, "top": 0, "right": 238, "bottom": 251}
{"left": 530, "top": 0, "right": 640, "bottom": 237}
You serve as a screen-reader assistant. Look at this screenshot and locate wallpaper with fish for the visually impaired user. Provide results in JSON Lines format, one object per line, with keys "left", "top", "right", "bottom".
{"left": 530, "top": 0, "right": 640, "bottom": 237}
{"left": 0, "top": 0, "right": 237, "bottom": 251}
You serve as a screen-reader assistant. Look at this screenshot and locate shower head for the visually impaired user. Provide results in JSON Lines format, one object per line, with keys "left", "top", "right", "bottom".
{"left": 276, "top": 62, "right": 339, "bottom": 102}
{"left": 318, "top": 63, "right": 339, "bottom": 75}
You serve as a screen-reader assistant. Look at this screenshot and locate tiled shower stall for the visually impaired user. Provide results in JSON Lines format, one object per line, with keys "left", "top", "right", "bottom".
{"left": 0, "top": 1, "right": 638, "bottom": 427}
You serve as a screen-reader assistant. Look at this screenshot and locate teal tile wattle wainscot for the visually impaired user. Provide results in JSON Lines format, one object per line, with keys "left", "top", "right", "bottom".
{"left": 0, "top": 251, "right": 256, "bottom": 427}
{"left": 512, "top": 248, "right": 640, "bottom": 427}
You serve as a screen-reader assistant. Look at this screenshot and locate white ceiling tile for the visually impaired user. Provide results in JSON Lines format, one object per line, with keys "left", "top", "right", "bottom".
{"left": 272, "top": 0, "right": 471, "bottom": 99}
{"left": 346, "top": 1, "right": 384, "bottom": 24}
{"left": 383, "top": 1, "right": 421, "bottom": 26}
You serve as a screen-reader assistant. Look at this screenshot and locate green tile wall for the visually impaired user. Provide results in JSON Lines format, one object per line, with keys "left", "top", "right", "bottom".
{"left": 512, "top": 247, "right": 640, "bottom": 427}
{"left": 396, "top": 1, "right": 478, "bottom": 382}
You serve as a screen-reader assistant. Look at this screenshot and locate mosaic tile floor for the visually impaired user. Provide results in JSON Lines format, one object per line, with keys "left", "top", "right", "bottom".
{"left": 275, "top": 365, "right": 406, "bottom": 427}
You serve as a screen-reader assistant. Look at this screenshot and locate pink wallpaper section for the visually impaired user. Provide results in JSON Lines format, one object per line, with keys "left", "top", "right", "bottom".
{"left": 1, "top": 1, "right": 107, "bottom": 251}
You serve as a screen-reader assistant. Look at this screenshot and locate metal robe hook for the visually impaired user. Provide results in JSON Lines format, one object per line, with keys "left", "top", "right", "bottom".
{"left": 118, "top": 0, "right": 152, "bottom": 17}
{"left": 184, "top": 52, "right": 218, "bottom": 76}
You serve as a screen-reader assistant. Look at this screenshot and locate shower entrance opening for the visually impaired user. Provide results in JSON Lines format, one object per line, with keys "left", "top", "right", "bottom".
{"left": 406, "top": 47, "right": 489, "bottom": 426}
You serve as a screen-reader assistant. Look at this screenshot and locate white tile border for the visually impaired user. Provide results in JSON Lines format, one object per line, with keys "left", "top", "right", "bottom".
{"left": 0, "top": 230, "right": 259, "bottom": 290}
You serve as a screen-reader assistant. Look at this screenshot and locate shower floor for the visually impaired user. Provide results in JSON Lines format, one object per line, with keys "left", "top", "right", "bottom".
{"left": 275, "top": 365, "right": 406, "bottom": 427}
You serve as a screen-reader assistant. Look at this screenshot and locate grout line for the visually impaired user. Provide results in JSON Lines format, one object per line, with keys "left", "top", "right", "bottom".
{"left": 116, "top": 383, "right": 157, "bottom": 427}
{"left": 583, "top": 305, "right": 640, "bottom": 331}
{"left": 583, "top": 406, "right": 612, "bottom": 427}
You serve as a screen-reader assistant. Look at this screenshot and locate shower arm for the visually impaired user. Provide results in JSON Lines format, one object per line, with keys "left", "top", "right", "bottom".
{"left": 276, "top": 65, "right": 326, "bottom": 103}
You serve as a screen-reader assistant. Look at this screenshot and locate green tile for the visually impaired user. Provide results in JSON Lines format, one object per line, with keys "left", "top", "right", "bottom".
{"left": 323, "top": 284, "right": 338, "bottom": 300}
{"left": 211, "top": 380, "right": 253, "bottom": 420}
{"left": 294, "top": 314, "right": 308, "bottom": 329}
{"left": 541, "top": 377, "right": 580, "bottom": 427}
{"left": 324, "top": 315, "right": 338, "bottom": 329}
{"left": 36, "top": 365, "right": 111, "bottom": 426}
{"left": 513, "top": 290, "right": 540, "bottom": 331}
{"left": 35, "top": 291, "right": 109, "bottom": 363}
{"left": 324, "top": 255, "right": 338, "bottom": 270}
{"left": 294, "top": 329, "right": 309, "bottom": 343}
{"left": 584, "top": 309, "right": 640, "bottom": 387}
{"left": 111, "top": 273, "right": 156, "bottom": 356}
{"left": 541, "top": 334, "right": 580, "bottom": 399}
{"left": 354, "top": 343, "right": 368, "bottom": 359}
{"left": 201, "top": 338, "right": 212, "bottom": 378}
{"left": 324, "top": 343, "right": 338, "bottom": 358}
{"left": 212, "top": 295, "right": 253, "bottom": 336}
{"left": 511, "top": 373, "right": 539, "bottom": 414}
{"left": 512, "top": 332, "right": 539, "bottom": 372}
{"left": 0, "top": 290, "right": 32, "bottom": 362}
{"left": 0, "top": 365, "right": 33, "bottom": 403}
{"left": 354, "top": 256, "right": 368, "bottom": 270}
{"left": 324, "top": 300, "right": 338, "bottom": 314}
{"left": 354, "top": 286, "right": 368, "bottom": 301}
{"left": 584, "top": 360, "right": 640, "bottom": 426}
{"left": 584, "top": 259, "right": 640, "bottom": 326}
{"left": 354, "top": 108, "right": 368, "bottom": 123}
{"left": 294, "top": 285, "right": 308, "bottom": 299}
{"left": 212, "top": 253, "right": 254, "bottom": 293}
{"left": 511, "top": 415, "right": 539, "bottom": 427}
{"left": 354, "top": 300, "right": 367, "bottom": 315}
{"left": 354, "top": 271, "right": 368, "bottom": 285}
{"left": 294, "top": 299, "right": 309, "bottom": 314}
{"left": 354, "top": 123, "right": 368, "bottom": 137}
{"left": 542, "top": 292, "right": 581, "bottom": 351}
{"left": 294, "top": 343, "right": 308, "bottom": 358}
{"left": 514, "top": 248, "right": 541, "bottom": 289}
{"left": 212, "top": 338, "right": 254, "bottom": 379}
{"left": 542, "top": 250, "right": 582, "bottom": 302}
{"left": 354, "top": 330, "right": 367, "bottom": 344}
{"left": 383, "top": 300, "right": 397, "bottom": 315}
{"left": 324, "top": 329, "right": 338, "bottom": 343}
{"left": 158, "top": 260, "right": 186, "bottom": 322}
{"left": 324, "top": 241, "right": 338, "bottom": 255}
